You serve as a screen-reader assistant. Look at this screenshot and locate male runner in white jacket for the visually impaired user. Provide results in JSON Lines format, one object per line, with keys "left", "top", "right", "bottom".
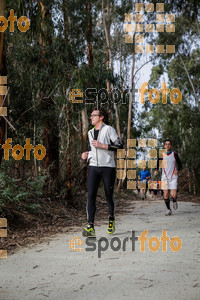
{"left": 81, "top": 107, "right": 123, "bottom": 237}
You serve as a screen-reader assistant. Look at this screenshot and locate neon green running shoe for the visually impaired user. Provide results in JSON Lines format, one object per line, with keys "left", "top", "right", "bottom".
{"left": 82, "top": 224, "right": 96, "bottom": 237}
{"left": 107, "top": 220, "right": 115, "bottom": 234}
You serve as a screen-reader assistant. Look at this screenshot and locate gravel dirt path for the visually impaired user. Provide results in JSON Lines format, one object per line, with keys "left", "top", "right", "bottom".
{"left": 0, "top": 199, "right": 200, "bottom": 300}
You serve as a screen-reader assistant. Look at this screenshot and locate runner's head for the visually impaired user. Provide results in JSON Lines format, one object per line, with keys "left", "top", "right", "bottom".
{"left": 164, "top": 139, "right": 172, "bottom": 151}
{"left": 143, "top": 167, "right": 146, "bottom": 171}
{"left": 91, "top": 107, "right": 109, "bottom": 125}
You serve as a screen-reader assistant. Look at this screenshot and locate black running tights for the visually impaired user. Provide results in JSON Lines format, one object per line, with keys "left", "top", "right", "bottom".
{"left": 87, "top": 166, "right": 116, "bottom": 224}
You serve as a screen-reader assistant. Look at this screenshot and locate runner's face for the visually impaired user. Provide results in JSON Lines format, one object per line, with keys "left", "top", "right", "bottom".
{"left": 164, "top": 141, "right": 172, "bottom": 151}
{"left": 143, "top": 167, "right": 146, "bottom": 171}
{"left": 90, "top": 110, "right": 103, "bottom": 125}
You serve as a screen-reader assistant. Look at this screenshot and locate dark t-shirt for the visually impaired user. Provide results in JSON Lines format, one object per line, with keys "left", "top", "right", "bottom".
{"left": 94, "top": 129, "right": 99, "bottom": 140}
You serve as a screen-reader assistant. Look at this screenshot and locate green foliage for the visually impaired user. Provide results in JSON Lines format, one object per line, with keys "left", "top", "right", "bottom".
{"left": 26, "top": 176, "right": 46, "bottom": 196}
{"left": 0, "top": 173, "right": 46, "bottom": 210}
{"left": 2, "top": 0, "right": 199, "bottom": 197}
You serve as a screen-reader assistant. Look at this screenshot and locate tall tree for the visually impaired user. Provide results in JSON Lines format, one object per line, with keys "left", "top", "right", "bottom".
{"left": 37, "top": 0, "right": 59, "bottom": 193}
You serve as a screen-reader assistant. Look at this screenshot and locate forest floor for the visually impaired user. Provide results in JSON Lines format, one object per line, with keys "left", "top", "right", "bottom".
{"left": 0, "top": 187, "right": 138, "bottom": 254}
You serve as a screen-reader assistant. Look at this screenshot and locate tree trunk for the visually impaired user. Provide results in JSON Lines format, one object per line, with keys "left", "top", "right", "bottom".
{"left": 62, "top": 1, "right": 73, "bottom": 200}
{"left": 102, "top": 0, "right": 121, "bottom": 138}
{"left": 192, "top": 168, "right": 196, "bottom": 196}
{"left": 102, "top": 0, "right": 123, "bottom": 191}
{"left": 125, "top": 46, "right": 135, "bottom": 192}
{"left": 106, "top": 0, "right": 111, "bottom": 95}
{"left": 81, "top": 106, "right": 89, "bottom": 184}
{"left": 81, "top": 107, "right": 89, "bottom": 143}
{"left": 181, "top": 125, "right": 191, "bottom": 194}
{"left": 187, "top": 166, "right": 192, "bottom": 194}
{"left": 42, "top": 97, "right": 59, "bottom": 191}
{"left": 66, "top": 103, "right": 72, "bottom": 201}
{"left": 127, "top": 51, "right": 135, "bottom": 139}
{"left": 86, "top": 1, "right": 93, "bottom": 67}
{"left": 119, "top": 42, "right": 123, "bottom": 95}
{"left": 38, "top": 1, "right": 59, "bottom": 193}
{"left": 33, "top": 122, "right": 38, "bottom": 177}
{"left": 179, "top": 55, "right": 200, "bottom": 112}
{"left": 116, "top": 42, "right": 125, "bottom": 192}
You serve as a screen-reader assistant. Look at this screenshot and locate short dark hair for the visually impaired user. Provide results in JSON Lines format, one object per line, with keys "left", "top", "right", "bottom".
{"left": 164, "top": 139, "right": 172, "bottom": 145}
{"left": 92, "top": 107, "right": 109, "bottom": 124}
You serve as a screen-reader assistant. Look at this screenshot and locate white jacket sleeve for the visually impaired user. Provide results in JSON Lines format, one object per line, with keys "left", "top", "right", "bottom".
{"left": 109, "top": 126, "right": 119, "bottom": 143}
